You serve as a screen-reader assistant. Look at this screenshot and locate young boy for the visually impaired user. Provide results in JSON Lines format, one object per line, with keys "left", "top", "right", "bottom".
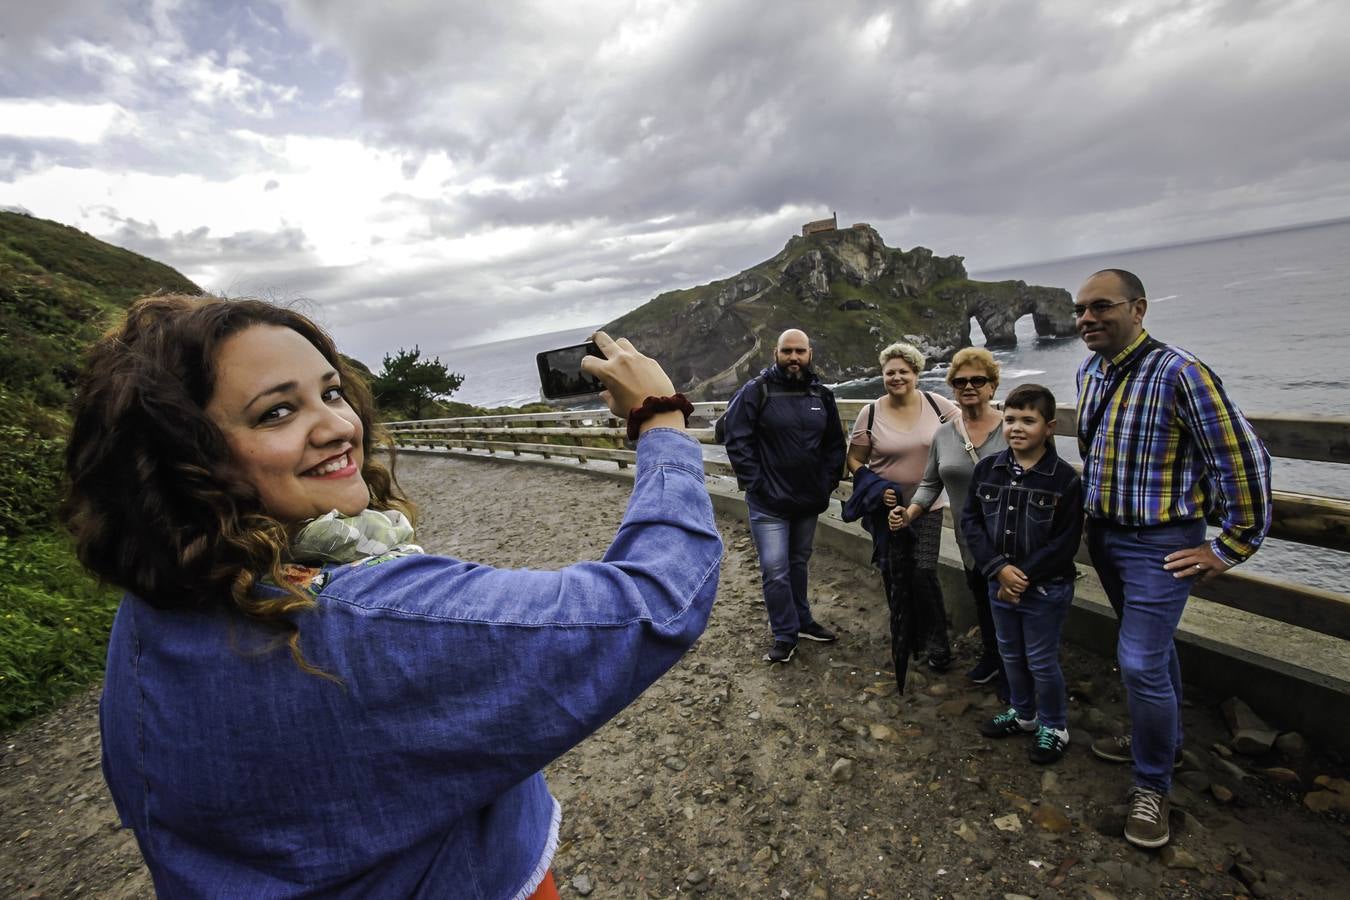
{"left": 961, "top": 384, "right": 1084, "bottom": 764}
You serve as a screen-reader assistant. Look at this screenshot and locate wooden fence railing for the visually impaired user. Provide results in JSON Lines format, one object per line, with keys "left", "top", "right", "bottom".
{"left": 385, "top": 404, "right": 1350, "bottom": 643}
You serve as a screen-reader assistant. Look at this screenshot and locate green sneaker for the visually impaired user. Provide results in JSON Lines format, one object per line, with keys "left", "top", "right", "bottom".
{"left": 979, "top": 707, "right": 1036, "bottom": 738}
{"left": 1029, "top": 725, "right": 1069, "bottom": 764}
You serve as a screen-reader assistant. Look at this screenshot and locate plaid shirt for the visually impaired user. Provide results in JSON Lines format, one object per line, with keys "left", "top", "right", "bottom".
{"left": 1076, "top": 330, "right": 1272, "bottom": 565}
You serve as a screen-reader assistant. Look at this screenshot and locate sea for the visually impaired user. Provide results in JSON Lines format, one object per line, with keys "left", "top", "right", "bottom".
{"left": 441, "top": 219, "right": 1350, "bottom": 593}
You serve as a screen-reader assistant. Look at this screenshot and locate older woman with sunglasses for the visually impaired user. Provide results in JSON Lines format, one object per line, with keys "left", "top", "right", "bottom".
{"left": 896, "top": 347, "right": 1008, "bottom": 691}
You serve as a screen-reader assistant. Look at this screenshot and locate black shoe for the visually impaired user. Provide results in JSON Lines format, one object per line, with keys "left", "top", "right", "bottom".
{"left": 979, "top": 707, "right": 1036, "bottom": 738}
{"left": 764, "top": 640, "right": 796, "bottom": 664}
{"left": 965, "top": 657, "right": 1002, "bottom": 684}
{"left": 797, "top": 621, "right": 837, "bottom": 642}
{"left": 925, "top": 652, "right": 952, "bottom": 673}
{"left": 1029, "top": 725, "right": 1070, "bottom": 764}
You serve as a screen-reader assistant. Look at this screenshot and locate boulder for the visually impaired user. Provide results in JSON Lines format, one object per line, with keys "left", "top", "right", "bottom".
{"left": 1220, "top": 697, "right": 1273, "bottom": 736}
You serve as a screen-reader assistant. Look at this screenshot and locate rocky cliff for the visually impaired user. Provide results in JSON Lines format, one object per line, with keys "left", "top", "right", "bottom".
{"left": 601, "top": 224, "right": 1074, "bottom": 399}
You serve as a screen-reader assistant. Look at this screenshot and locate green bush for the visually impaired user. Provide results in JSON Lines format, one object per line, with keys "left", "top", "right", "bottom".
{"left": 0, "top": 532, "right": 118, "bottom": 731}
{"left": 0, "top": 211, "right": 201, "bottom": 732}
{"left": 0, "top": 388, "right": 67, "bottom": 537}
{"left": 0, "top": 425, "right": 66, "bottom": 537}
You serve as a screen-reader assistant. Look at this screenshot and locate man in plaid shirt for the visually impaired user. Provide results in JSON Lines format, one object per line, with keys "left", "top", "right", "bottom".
{"left": 1074, "top": 268, "right": 1272, "bottom": 850}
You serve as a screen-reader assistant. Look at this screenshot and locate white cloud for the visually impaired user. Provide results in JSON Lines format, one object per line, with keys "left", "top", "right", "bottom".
{"left": 0, "top": 100, "right": 127, "bottom": 143}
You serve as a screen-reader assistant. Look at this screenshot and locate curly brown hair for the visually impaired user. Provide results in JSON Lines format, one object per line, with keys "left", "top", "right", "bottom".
{"left": 63, "top": 294, "right": 413, "bottom": 673}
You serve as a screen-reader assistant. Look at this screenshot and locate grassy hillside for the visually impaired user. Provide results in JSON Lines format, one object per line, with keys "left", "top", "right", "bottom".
{"left": 0, "top": 211, "right": 203, "bottom": 730}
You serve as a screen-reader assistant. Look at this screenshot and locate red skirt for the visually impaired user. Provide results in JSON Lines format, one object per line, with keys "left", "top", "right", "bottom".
{"left": 528, "top": 870, "right": 560, "bottom": 900}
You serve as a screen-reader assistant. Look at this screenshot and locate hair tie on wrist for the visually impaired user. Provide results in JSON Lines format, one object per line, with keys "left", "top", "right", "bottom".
{"left": 626, "top": 393, "right": 694, "bottom": 441}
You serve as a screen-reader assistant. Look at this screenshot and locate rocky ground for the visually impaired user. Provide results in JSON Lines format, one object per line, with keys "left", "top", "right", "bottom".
{"left": 3, "top": 452, "right": 1349, "bottom": 899}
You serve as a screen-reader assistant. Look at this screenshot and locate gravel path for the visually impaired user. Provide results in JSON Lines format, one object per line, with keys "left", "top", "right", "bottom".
{"left": 3, "top": 452, "right": 1348, "bottom": 898}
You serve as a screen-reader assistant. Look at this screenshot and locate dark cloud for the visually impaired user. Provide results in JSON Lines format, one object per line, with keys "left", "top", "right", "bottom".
{"left": 6, "top": 0, "right": 1350, "bottom": 355}
{"left": 95, "top": 211, "right": 311, "bottom": 267}
{"left": 288, "top": 0, "right": 1350, "bottom": 246}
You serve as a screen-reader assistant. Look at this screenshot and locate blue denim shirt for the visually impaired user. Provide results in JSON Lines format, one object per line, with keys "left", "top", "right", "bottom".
{"left": 960, "top": 445, "right": 1084, "bottom": 586}
{"left": 100, "top": 429, "right": 722, "bottom": 899}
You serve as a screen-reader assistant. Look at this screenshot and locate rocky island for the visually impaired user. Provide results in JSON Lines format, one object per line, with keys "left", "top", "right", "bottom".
{"left": 602, "top": 216, "right": 1075, "bottom": 399}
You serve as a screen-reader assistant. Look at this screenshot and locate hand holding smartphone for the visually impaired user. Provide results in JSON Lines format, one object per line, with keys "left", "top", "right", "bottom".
{"left": 538, "top": 332, "right": 680, "bottom": 435}
{"left": 536, "top": 342, "right": 606, "bottom": 399}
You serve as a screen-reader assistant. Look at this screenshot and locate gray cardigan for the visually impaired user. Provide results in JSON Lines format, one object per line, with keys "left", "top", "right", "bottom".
{"left": 910, "top": 419, "right": 1008, "bottom": 569}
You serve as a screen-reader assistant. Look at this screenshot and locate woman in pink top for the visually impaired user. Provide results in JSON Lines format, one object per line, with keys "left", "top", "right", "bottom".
{"left": 847, "top": 342, "right": 959, "bottom": 671}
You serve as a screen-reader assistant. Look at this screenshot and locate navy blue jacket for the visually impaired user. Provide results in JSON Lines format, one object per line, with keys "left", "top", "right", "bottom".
{"left": 960, "top": 444, "right": 1084, "bottom": 584}
{"left": 841, "top": 464, "right": 911, "bottom": 570}
{"left": 723, "top": 364, "right": 847, "bottom": 517}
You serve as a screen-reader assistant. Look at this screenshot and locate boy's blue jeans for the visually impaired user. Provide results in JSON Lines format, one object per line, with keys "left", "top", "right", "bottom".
{"left": 989, "top": 579, "right": 1073, "bottom": 729}
{"left": 746, "top": 499, "right": 818, "bottom": 642}
{"left": 1088, "top": 518, "right": 1206, "bottom": 793}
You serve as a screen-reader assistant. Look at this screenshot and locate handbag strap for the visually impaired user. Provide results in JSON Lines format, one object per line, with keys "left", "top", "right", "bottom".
{"left": 949, "top": 413, "right": 981, "bottom": 465}
{"left": 923, "top": 390, "right": 946, "bottom": 420}
{"left": 869, "top": 392, "right": 954, "bottom": 441}
{"left": 1081, "top": 336, "right": 1163, "bottom": 448}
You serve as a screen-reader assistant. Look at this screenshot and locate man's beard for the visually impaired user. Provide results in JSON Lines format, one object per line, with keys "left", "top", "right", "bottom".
{"left": 780, "top": 362, "right": 811, "bottom": 381}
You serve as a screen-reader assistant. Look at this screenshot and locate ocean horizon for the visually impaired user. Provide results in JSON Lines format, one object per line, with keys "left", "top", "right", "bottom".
{"left": 447, "top": 218, "right": 1350, "bottom": 417}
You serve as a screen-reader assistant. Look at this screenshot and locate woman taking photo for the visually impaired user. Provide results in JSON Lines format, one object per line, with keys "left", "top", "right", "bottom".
{"left": 897, "top": 347, "right": 1008, "bottom": 692}
{"left": 64, "top": 295, "right": 721, "bottom": 898}
{"left": 846, "top": 342, "right": 958, "bottom": 673}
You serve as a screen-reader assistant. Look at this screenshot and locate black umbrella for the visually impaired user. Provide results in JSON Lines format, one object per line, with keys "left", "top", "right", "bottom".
{"left": 880, "top": 525, "right": 933, "bottom": 695}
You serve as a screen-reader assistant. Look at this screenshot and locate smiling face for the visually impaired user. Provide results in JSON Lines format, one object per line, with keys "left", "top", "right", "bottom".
{"left": 1075, "top": 271, "right": 1147, "bottom": 359}
{"left": 205, "top": 325, "right": 369, "bottom": 524}
{"left": 948, "top": 363, "right": 996, "bottom": 411}
{"left": 882, "top": 357, "right": 918, "bottom": 398}
{"left": 1002, "top": 405, "right": 1055, "bottom": 455}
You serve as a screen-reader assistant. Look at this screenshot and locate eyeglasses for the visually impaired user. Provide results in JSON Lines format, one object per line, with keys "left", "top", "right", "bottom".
{"left": 950, "top": 376, "right": 991, "bottom": 389}
{"left": 1072, "top": 298, "right": 1139, "bottom": 318}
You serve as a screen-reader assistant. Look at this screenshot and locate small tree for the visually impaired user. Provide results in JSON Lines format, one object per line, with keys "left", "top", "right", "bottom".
{"left": 371, "top": 346, "right": 464, "bottom": 420}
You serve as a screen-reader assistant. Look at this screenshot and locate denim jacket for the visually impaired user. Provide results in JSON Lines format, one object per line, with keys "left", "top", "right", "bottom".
{"left": 100, "top": 429, "right": 722, "bottom": 899}
{"left": 960, "top": 444, "right": 1084, "bottom": 585}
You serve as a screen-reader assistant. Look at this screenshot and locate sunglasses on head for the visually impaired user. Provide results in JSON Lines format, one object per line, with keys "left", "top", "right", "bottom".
{"left": 951, "top": 376, "right": 991, "bottom": 389}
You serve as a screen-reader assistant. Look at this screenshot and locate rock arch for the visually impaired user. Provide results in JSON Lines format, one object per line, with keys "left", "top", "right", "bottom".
{"left": 964, "top": 282, "right": 1076, "bottom": 348}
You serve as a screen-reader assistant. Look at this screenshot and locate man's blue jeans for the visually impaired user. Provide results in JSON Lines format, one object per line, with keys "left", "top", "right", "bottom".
{"left": 1088, "top": 518, "right": 1206, "bottom": 793}
{"left": 746, "top": 499, "right": 818, "bottom": 642}
{"left": 989, "top": 579, "right": 1073, "bottom": 729}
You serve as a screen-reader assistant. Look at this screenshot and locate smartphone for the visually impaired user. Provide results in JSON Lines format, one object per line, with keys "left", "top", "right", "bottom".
{"left": 536, "top": 341, "right": 606, "bottom": 399}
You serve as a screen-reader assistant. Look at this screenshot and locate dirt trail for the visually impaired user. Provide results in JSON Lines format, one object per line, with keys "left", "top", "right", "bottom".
{"left": 3, "top": 453, "right": 1348, "bottom": 898}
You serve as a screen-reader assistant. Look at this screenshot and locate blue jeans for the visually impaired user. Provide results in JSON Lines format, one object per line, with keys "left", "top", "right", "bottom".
{"left": 746, "top": 499, "right": 818, "bottom": 642}
{"left": 989, "top": 579, "right": 1073, "bottom": 729}
{"left": 1088, "top": 518, "right": 1206, "bottom": 793}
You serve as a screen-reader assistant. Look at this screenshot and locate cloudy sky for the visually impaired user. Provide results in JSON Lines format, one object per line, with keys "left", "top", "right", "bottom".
{"left": 3, "top": 0, "right": 1348, "bottom": 366}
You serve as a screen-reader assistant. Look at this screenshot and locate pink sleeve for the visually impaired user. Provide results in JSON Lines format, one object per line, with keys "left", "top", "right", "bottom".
{"left": 848, "top": 405, "right": 872, "bottom": 448}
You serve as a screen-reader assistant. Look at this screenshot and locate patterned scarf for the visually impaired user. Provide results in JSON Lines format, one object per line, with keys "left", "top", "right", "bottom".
{"left": 290, "top": 508, "right": 423, "bottom": 565}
